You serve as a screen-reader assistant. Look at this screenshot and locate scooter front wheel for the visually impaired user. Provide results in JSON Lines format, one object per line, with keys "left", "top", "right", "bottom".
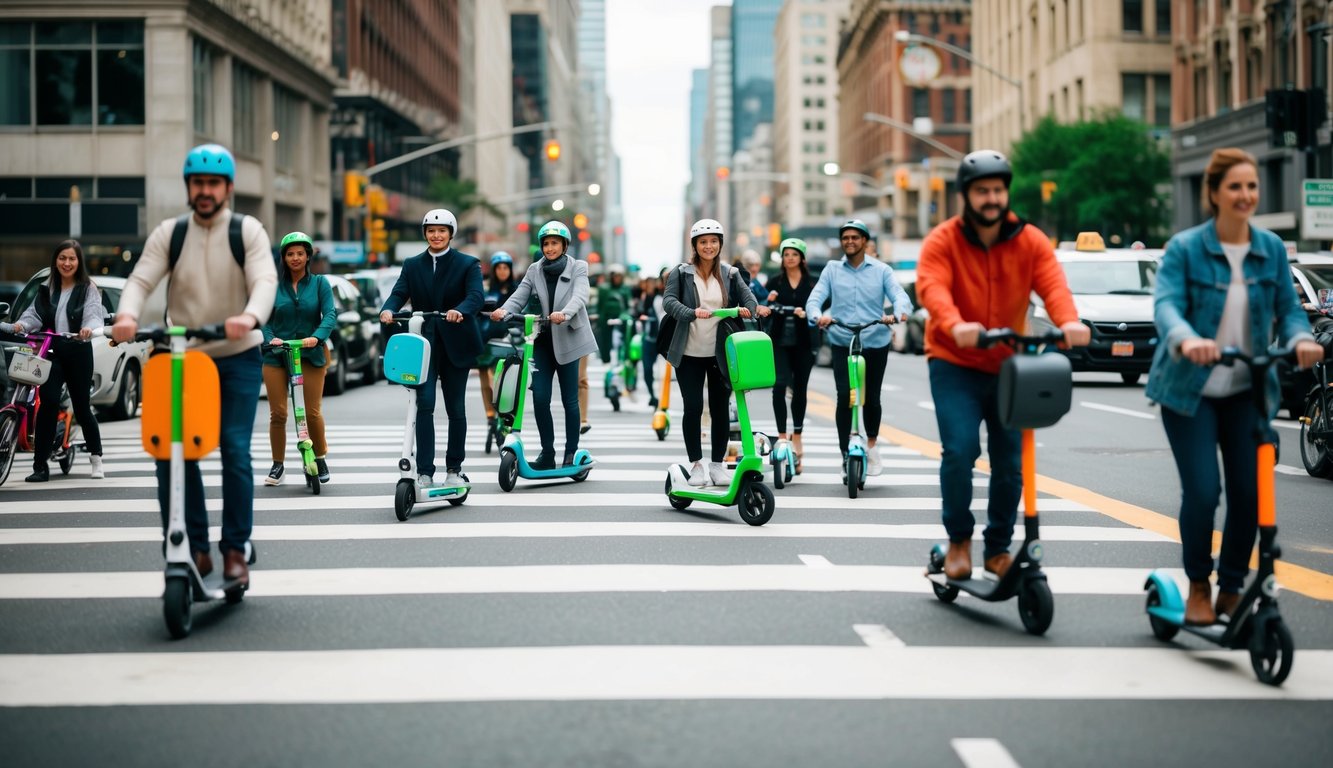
{"left": 1250, "top": 616, "right": 1294, "bottom": 686}
{"left": 1145, "top": 583, "right": 1179, "bottom": 641}
{"left": 739, "top": 482, "right": 775, "bottom": 526}
{"left": 499, "top": 450, "right": 519, "bottom": 492}
{"left": 846, "top": 456, "right": 863, "bottom": 499}
{"left": 307, "top": 471, "right": 321, "bottom": 495}
{"left": 1018, "top": 578, "right": 1054, "bottom": 636}
{"left": 394, "top": 479, "right": 415, "bottom": 521}
{"left": 655, "top": 427, "right": 668, "bottom": 441}
{"left": 666, "top": 469, "right": 692, "bottom": 510}
{"left": 772, "top": 456, "right": 785, "bottom": 490}
{"left": 448, "top": 475, "right": 470, "bottom": 506}
{"left": 163, "top": 576, "right": 193, "bottom": 639}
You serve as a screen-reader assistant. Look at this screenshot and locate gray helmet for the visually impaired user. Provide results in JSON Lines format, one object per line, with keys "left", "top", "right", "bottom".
{"left": 956, "top": 150, "right": 1012, "bottom": 193}
{"left": 839, "top": 219, "right": 871, "bottom": 238}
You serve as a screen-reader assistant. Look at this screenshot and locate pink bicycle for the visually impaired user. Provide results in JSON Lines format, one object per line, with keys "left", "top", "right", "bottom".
{"left": 0, "top": 328, "right": 83, "bottom": 486}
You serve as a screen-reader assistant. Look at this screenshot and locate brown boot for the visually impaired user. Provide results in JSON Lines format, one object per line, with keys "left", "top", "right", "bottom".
{"left": 984, "top": 552, "right": 1013, "bottom": 580}
{"left": 944, "top": 540, "right": 972, "bottom": 580}
{"left": 192, "top": 550, "right": 213, "bottom": 578}
{"left": 1214, "top": 591, "right": 1241, "bottom": 620}
{"left": 1185, "top": 581, "right": 1216, "bottom": 626}
{"left": 223, "top": 548, "right": 249, "bottom": 588}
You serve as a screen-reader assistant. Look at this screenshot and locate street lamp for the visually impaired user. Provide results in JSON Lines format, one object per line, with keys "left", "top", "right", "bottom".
{"left": 862, "top": 113, "right": 965, "bottom": 160}
{"left": 894, "top": 29, "right": 1026, "bottom": 135}
{"left": 587, "top": 183, "right": 601, "bottom": 196}
{"left": 552, "top": 199, "right": 565, "bottom": 212}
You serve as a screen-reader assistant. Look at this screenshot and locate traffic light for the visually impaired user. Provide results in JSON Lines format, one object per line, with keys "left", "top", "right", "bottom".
{"left": 716, "top": 166, "right": 730, "bottom": 180}
{"left": 895, "top": 167, "right": 911, "bottom": 189}
{"left": 366, "top": 184, "right": 388, "bottom": 216}
{"left": 1041, "top": 180, "right": 1058, "bottom": 203}
{"left": 573, "top": 213, "right": 589, "bottom": 230}
{"left": 578, "top": 230, "right": 591, "bottom": 242}
{"left": 767, "top": 223, "right": 782, "bottom": 248}
{"left": 545, "top": 139, "right": 561, "bottom": 161}
{"left": 368, "top": 217, "right": 388, "bottom": 254}
{"left": 928, "top": 176, "right": 945, "bottom": 192}
{"left": 343, "top": 171, "right": 368, "bottom": 208}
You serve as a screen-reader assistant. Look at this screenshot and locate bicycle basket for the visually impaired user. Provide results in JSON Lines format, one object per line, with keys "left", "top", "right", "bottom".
{"left": 7, "top": 349, "right": 50, "bottom": 386}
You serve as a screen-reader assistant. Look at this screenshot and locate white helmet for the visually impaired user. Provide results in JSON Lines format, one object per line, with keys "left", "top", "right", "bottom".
{"left": 422, "top": 208, "right": 457, "bottom": 235}
{"left": 689, "top": 218, "right": 725, "bottom": 242}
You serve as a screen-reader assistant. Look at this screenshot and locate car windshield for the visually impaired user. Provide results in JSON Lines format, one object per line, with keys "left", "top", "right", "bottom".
{"left": 1062, "top": 260, "right": 1157, "bottom": 295}
{"left": 1300, "top": 265, "right": 1333, "bottom": 293}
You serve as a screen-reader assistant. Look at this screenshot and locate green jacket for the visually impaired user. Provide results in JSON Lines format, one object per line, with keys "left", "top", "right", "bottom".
{"left": 262, "top": 273, "right": 337, "bottom": 367}
{"left": 595, "top": 282, "right": 631, "bottom": 326}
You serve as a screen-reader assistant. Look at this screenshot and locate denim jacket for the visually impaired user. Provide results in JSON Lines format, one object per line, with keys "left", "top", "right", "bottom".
{"left": 1145, "top": 219, "right": 1313, "bottom": 417}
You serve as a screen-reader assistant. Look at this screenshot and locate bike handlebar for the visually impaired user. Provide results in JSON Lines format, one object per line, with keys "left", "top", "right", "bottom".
{"left": 830, "top": 318, "right": 891, "bottom": 332}
{"left": 767, "top": 304, "right": 803, "bottom": 315}
{"left": 1218, "top": 345, "right": 1298, "bottom": 369}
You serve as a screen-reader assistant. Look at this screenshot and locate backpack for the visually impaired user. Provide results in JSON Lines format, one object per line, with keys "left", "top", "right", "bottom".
{"left": 164, "top": 212, "right": 248, "bottom": 322}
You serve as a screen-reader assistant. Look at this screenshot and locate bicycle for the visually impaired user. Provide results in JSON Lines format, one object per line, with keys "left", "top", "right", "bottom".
{"left": 0, "top": 328, "right": 83, "bottom": 486}
{"left": 1298, "top": 358, "right": 1332, "bottom": 479}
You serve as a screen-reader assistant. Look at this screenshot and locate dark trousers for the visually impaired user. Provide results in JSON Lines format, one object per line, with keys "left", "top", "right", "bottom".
{"left": 928, "top": 358, "right": 1023, "bottom": 560}
{"left": 34, "top": 339, "right": 101, "bottom": 470}
{"left": 156, "top": 348, "right": 261, "bottom": 555}
{"left": 641, "top": 337, "right": 658, "bottom": 398}
{"left": 829, "top": 344, "right": 890, "bottom": 455}
{"left": 416, "top": 345, "right": 469, "bottom": 475}
{"left": 1161, "top": 392, "right": 1259, "bottom": 593}
{"left": 676, "top": 354, "right": 729, "bottom": 463}
{"left": 772, "top": 344, "right": 814, "bottom": 434}
{"left": 530, "top": 333, "right": 581, "bottom": 457}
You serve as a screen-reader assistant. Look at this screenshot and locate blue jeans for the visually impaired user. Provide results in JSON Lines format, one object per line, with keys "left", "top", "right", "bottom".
{"left": 416, "top": 345, "right": 469, "bottom": 476}
{"left": 928, "top": 358, "right": 1023, "bottom": 560}
{"left": 531, "top": 333, "right": 580, "bottom": 457}
{"left": 156, "top": 347, "right": 261, "bottom": 555}
{"left": 1160, "top": 392, "right": 1259, "bottom": 592}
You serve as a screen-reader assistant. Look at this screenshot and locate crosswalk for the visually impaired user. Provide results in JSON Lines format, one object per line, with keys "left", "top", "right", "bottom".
{"left": 3, "top": 376, "right": 1331, "bottom": 725}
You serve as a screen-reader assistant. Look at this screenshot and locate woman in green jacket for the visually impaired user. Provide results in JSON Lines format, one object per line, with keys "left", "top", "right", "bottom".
{"left": 261, "top": 232, "right": 337, "bottom": 486}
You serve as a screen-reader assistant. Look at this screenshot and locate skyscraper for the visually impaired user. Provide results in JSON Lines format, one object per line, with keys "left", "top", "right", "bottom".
{"left": 731, "top": 0, "right": 783, "bottom": 154}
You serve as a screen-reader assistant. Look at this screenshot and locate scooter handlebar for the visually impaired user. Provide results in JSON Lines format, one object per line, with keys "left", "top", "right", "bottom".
{"left": 132, "top": 323, "right": 228, "bottom": 343}
{"left": 976, "top": 327, "right": 1065, "bottom": 350}
{"left": 1218, "top": 345, "right": 1298, "bottom": 369}
{"left": 830, "top": 318, "right": 888, "bottom": 332}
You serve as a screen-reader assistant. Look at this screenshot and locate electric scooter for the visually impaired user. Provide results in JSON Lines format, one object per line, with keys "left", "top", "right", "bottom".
{"left": 602, "top": 313, "right": 637, "bottom": 411}
{"left": 266, "top": 340, "right": 320, "bottom": 495}
{"left": 651, "top": 362, "right": 673, "bottom": 441}
{"left": 136, "top": 324, "right": 255, "bottom": 639}
{"left": 485, "top": 325, "right": 523, "bottom": 455}
{"left": 925, "top": 327, "right": 1069, "bottom": 636}
{"left": 493, "top": 313, "right": 595, "bottom": 491}
{"left": 1144, "top": 346, "right": 1302, "bottom": 685}
{"left": 384, "top": 310, "right": 470, "bottom": 521}
{"left": 664, "top": 311, "right": 776, "bottom": 526}
{"left": 830, "top": 318, "right": 883, "bottom": 499}
{"left": 764, "top": 304, "right": 806, "bottom": 489}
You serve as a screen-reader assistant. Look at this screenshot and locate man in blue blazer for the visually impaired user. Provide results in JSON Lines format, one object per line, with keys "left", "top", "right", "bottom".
{"left": 380, "top": 208, "right": 484, "bottom": 486}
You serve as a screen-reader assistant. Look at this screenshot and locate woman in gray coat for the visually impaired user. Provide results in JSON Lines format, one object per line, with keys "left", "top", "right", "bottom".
{"left": 662, "top": 219, "right": 766, "bottom": 487}
{"left": 492, "top": 221, "right": 598, "bottom": 468}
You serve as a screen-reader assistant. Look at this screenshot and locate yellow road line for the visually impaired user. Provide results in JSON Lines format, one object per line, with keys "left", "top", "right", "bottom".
{"left": 806, "top": 391, "right": 1333, "bottom": 601}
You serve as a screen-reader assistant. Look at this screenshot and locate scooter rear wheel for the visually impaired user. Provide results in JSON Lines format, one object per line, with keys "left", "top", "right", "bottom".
{"left": 846, "top": 456, "right": 863, "bottom": 499}
{"left": 163, "top": 576, "right": 192, "bottom": 639}
{"left": 1250, "top": 616, "right": 1294, "bottom": 686}
{"left": 655, "top": 427, "right": 668, "bottom": 441}
{"left": 666, "top": 470, "right": 692, "bottom": 510}
{"left": 499, "top": 450, "right": 519, "bottom": 492}
{"left": 307, "top": 471, "right": 321, "bottom": 495}
{"left": 448, "top": 476, "right": 470, "bottom": 506}
{"left": 1145, "top": 583, "right": 1179, "bottom": 641}
{"left": 739, "top": 482, "right": 775, "bottom": 526}
{"left": 1018, "top": 578, "right": 1054, "bottom": 636}
{"left": 394, "top": 479, "right": 415, "bottom": 521}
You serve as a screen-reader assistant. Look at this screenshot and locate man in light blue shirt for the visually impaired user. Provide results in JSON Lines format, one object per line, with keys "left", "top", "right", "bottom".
{"left": 805, "top": 220, "right": 913, "bottom": 476}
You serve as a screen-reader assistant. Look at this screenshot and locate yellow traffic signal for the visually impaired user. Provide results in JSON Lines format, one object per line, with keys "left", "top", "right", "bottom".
{"left": 366, "top": 184, "right": 388, "bottom": 216}
{"left": 767, "top": 223, "right": 782, "bottom": 247}
{"left": 368, "top": 217, "right": 388, "bottom": 254}
{"left": 344, "top": 171, "right": 368, "bottom": 208}
{"left": 545, "top": 139, "right": 561, "bottom": 162}
{"left": 1041, "top": 180, "right": 1058, "bottom": 203}
{"left": 573, "top": 213, "right": 589, "bottom": 230}
{"left": 928, "top": 176, "right": 945, "bottom": 192}
{"left": 895, "top": 167, "right": 911, "bottom": 189}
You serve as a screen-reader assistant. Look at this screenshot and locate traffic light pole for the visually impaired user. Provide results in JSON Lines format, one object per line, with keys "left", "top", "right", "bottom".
{"left": 362, "top": 122, "right": 558, "bottom": 178}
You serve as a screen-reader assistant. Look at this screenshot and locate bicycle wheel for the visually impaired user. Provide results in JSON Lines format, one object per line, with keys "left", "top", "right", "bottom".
{"left": 0, "top": 411, "right": 18, "bottom": 486}
{"left": 1299, "top": 394, "right": 1333, "bottom": 478}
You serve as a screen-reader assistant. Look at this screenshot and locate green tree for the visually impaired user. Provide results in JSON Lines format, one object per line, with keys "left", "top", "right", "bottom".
{"left": 1009, "top": 112, "right": 1172, "bottom": 245}
{"left": 425, "top": 175, "right": 503, "bottom": 219}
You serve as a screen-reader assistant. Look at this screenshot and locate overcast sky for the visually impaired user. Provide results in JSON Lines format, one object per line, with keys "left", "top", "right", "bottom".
{"left": 606, "top": 1, "right": 718, "bottom": 274}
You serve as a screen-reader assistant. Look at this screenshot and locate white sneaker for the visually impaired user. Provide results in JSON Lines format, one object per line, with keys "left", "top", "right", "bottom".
{"left": 89, "top": 455, "right": 104, "bottom": 479}
{"left": 444, "top": 470, "right": 466, "bottom": 487}
{"left": 708, "top": 462, "right": 731, "bottom": 486}
{"left": 867, "top": 444, "right": 882, "bottom": 476}
{"left": 687, "top": 462, "right": 708, "bottom": 487}
{"left": 418, "top": 474, "right": 433, "bottom": 487}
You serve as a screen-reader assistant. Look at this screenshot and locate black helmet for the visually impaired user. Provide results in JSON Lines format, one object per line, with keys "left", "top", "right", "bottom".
{"left": 956, "top": 150, "right": 1012, "bottom": 193}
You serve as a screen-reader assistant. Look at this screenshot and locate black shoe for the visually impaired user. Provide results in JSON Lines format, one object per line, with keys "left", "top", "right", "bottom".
{"left": 264, "top": 462, "right": 284, "bottom": 486}
{"left": 531, "top": 452, "right": 556, "bottom": 471}
{"left": 563, "top": 453, "right": 576, "bottom": 468}
{"left": 649, "top": 398, "right": 659, "bottom": 409}
{"left": 25, "top": 467, "right": 49, "bottom": 483}
{"left": 315, "top": 458, "right": 330, "bottom": 484}
{"left": 579, "top": 423, "right": 591, "bottom": 435}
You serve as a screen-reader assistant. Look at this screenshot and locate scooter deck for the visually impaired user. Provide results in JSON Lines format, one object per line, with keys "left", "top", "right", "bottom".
{"left": 926, "top": 571, "right": 1014, "bottom": 601}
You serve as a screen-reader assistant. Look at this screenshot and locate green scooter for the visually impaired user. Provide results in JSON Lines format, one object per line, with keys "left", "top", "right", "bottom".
{"left": 266, "top": 340, "right": 320, "bottom": 494}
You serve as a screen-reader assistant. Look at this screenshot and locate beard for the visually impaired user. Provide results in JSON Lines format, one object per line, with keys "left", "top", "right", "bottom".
{"left": 964, "top": 199, "right": 1009, "bottom": 228}
{"left": 189, "top": 195, "right": 221, "bottom": 219}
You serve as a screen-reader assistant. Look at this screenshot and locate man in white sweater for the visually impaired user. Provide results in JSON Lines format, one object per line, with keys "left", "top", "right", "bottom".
{"left": 112, "top": 144, "right": 277, "bottom": 589}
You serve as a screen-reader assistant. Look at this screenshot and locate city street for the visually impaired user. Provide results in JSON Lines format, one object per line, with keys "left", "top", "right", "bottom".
{"left": 2, "top": 352, "right": 1331, "bottom": 767}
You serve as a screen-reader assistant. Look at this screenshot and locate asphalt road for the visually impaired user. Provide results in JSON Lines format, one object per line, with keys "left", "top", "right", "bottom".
{"left": 1, "top": 351, "right": 1330, "bottom": 768}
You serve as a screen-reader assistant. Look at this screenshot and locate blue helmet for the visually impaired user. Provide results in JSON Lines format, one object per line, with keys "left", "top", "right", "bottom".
{"left": 183, "top": 144, "right": 235, "bottom": 182}
{"left": 490, "top": 251, "right": 514, "bottom": 267}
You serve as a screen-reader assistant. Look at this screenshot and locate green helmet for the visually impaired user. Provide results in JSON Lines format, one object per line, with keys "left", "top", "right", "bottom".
{"left": 839, "top": 219, "right": 871, "bottom": 238}
{"left": 537, "top": 220, "right": 571, "bottom": 245}
{"left": 279, "top": 231, "right": 314, "bottom": 255}
{"left": 779, "top": 237, "right": 807, "bottom": 257}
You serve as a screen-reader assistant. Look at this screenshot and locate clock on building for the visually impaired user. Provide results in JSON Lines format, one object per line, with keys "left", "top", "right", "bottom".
{"left": 899, "top": 44, "right": 941, "bottom": 86}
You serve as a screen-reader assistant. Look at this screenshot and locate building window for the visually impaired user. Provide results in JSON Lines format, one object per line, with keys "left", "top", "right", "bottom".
{"left": 1153, "top": 73, "right": 1171, "bottom": 126}
{"left": 1154, "top": 0, "right": 1171, "bottom": 35}
{"left": 0, "top": 21, "right": 146, "bottom": 129}
{"left": 95, "top": 22, "right": 144, "bottom": 125}
{"left": 946, "top": 34, "right": 960, "bottom": 70}
{"left": 1193, "top": 67, "right": 1207, "bottom": 118}
{"left": 35, "top": 22, "right": 92, "bottom": 126}
{"left": 912, "top": 88, "right": 930, "bottom": 117}
{"left": 943, "top": 88, "right": 956, "bottom": 123}
{"left": 0, "top": 23, "right": 32, "bottom": 125}
{"left": 273, "top": 85, "right": 300, "bottom": 170}
{"left": 1123, "top": 0, "right": 1143, "bottom": 33}
{"left": 232, "top": 62, "right": 259, "bottom": 156}
{"left": 1122, "top": 73, "right": 1146, "bottom": 121}
{"left": 193, "top": 38, "right": 214, "bottom": 136}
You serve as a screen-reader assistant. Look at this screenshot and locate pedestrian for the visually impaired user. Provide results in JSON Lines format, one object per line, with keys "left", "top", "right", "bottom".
{"left": 11, "top": 239, "right": 106, "bottom": 482}
{"left": 378, "top": 209, "right": 484, "bottom": 488}
{"left": 740, "top": 250, "right": 767, "bottom": 304}
{"left": 916, "top": 149, "right": 1089, "bottom": 582}
{"left": 1146, "top": 147, "right": 1323, "bottom": 625}
{"left": 261, "top": 231, "right": 337, "bottom": 486}
{"left": 478, "top": 251, "right": 518, "bottom": 424}
{"left": 491, "top": 221, "right": 597, "bottom": 468}
{"left": 595, "top": 264, "right": 629, "bottom": 363}
{"left": 635, "top": 272, "right": 664, "bottom": 407}
{"left": 661, "top": 219, "right": 764, "bottom": 487}
{"left": 766, "top": 237, "right": 816, "bottom": 474}
{"left": 805, "top": 219, "right": 913, "bottom": 477}
{"left": 111, "top": 143, "right": 277, "bottom": 588}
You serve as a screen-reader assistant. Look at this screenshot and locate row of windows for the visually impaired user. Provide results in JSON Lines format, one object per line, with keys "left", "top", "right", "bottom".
{"left": 909, "top": 88, "right": 973, "bottom": 125}
{"left": 0, "top": 176, "right": 145, "bottom": 200}
{"left": 0, "top": 21, "right": 145, "bottom": 127}
{"left": 1123, "top": 0, "right": 1171, "bottom": 36}
{"left": 1123, "top": 73, "right": 1171, "bottom": 127}
{"left": 802, "top": 75, "right": 828, "bottom": 86}
{"left": 803, "top": 97, "right": 827, "bottom": 108}
{"left": 194, "top": 39, "right": 309, "bottom": 172}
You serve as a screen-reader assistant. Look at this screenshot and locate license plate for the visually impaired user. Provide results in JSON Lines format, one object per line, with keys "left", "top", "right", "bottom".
{"left": 1111, "top": 341, "right": 1134, "bottom": 357}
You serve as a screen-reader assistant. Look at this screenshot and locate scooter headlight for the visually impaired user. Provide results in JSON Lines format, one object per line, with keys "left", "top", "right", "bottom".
{"left": 399, "top": 458, "right": 411, "bottom": 472}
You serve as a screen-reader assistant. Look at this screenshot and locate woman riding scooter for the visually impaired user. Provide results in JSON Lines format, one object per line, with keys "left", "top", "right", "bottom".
{"left": 477, "top": 252, "right": 518, "bottom": 424}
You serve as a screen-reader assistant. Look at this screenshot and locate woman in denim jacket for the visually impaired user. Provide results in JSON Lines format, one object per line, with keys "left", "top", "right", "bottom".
{"left": 1146, "top": 148, "right": 1324, "bottom": 626}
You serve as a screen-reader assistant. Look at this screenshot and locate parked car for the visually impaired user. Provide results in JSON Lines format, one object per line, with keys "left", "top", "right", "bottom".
{"left": 1278, "top": 254, "right": 1333, "bottom": 416}
{"left": 0, "top": 281, "right": 23, "bottom": 310}
{"left": 322, "top": 273, "right": 383, "bottom": 395}
{"left": 2, "top": 269, "right": 166, "bottom": 420}
{"left": 1029, "top": 233, "right": 1163, "bottom": 385}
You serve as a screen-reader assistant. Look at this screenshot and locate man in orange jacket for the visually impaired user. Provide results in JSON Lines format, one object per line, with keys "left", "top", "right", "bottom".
{"left": 916, "top": 150, "right": 1090, "bottom": 581}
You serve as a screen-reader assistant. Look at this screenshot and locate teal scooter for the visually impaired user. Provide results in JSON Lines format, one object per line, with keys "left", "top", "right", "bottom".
{"left": 493, "top": 313, "right": 595, "bottom": 491}
{"left": 385, "top": 310, "right": 470, "bottom": 520}
{"left": 664, "top": 311, "right": 775, "bottom": 526}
